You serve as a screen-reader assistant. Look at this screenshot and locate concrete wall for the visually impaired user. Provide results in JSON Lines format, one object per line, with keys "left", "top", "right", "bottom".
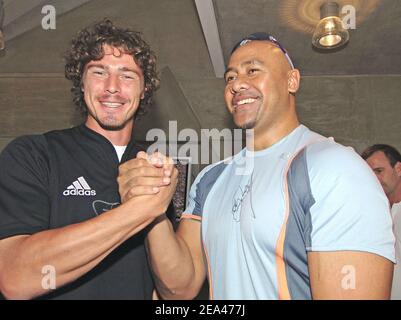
{"left": 0, "top": 0, "right": 399, "bottom": 155}
{"left": 1, "top": 74, "right": 400, "bottom": 156}
{"left": 297, "top": 75, "right": 401, "bottom": 153}
{"left": 0, "top": 74, "right": 80, "bottom": 151}
{"left": 178, "top": 75, "right": 401, "bottom": 155}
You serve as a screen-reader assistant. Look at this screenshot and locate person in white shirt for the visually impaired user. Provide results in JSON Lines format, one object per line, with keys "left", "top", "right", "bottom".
{"left": 362, "top": 144, "right": 401, "bottom": 299}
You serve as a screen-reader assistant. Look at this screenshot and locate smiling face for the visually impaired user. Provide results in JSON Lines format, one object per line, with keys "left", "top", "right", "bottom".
{"left": 224, "top": 41, "right": 300, "bottom": 142}
{"left": 82, "top": 45, "right": 145, "bottom": 134}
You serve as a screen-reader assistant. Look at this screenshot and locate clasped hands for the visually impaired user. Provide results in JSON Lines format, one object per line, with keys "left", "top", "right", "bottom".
{"left": 117, "top": 151, "right": 178, "bottom": 217}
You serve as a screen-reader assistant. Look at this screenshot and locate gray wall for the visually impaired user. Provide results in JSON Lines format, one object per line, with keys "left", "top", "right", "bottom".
{"left": 0, "top": 0, "right": 400, "bottom": 155}
{"left": 173, "top": 75, "right": 401, "bottom": 155}
{"left": 1, "top": 73, "right": 400, "bottom": 155}
{"left": 297, "top": 75, "right": 401, "bottom": 153}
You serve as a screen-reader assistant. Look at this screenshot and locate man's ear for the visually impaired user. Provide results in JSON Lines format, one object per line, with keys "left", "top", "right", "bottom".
{"left": 288, "top": 69, "right": 300, "bottom": 94}
{"left": 395, "top": 161, "right": 401, "bottom": 177}
{"left": 80, "top": 77, "right": 85, "bottom": 92}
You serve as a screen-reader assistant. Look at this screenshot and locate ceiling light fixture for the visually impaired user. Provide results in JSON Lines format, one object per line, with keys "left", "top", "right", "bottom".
{"left": 312, "top": 1, "right": 349, "bottom": 49}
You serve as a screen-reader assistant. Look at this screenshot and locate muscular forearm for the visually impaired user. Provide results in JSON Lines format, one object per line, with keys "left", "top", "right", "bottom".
{"left": 0, "top": 196, "right": 158, "bottom": 299}
{"left": 118, "top": 152, "right": 191, "bottom": 298}
{"left": 146, "top": 216, "right": 200, "bottom": 300}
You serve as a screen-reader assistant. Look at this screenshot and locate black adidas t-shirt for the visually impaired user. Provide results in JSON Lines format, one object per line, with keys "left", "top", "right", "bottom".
{"left": 0, "top": 124, "right": 156, "bottom": 299}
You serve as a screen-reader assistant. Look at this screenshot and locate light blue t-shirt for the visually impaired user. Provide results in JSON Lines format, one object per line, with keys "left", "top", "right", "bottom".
{"left": 182, "top": 125, "right": 395, "bottom": 299}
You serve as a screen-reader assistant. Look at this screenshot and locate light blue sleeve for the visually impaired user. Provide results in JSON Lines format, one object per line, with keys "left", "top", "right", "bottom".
{"left": 181, "top": 166, "right": 207, "bottom": 218}
{"left": 181, "top": 161, "right": 228, "bottom": 219}
{"left": 305, "top": 141, "right": 395, "bottom": 263}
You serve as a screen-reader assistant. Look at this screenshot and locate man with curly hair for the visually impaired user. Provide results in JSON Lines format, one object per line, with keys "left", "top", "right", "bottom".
{"left": 0, "top": 19, "right": 177, "bottom": 299}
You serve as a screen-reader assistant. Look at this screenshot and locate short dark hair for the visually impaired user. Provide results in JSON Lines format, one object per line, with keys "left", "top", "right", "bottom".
{"left": 361, "top": 144, "right": 401, "bottom": 167}
{"left": 64, "top": 18, "right": 160, "bottom": 118}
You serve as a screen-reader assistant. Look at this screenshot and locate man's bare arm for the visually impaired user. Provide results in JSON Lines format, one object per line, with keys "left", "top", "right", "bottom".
{"left": 119, "top": 152, "right": 206, "bottom": 299}
{"left": 308, "top": 251, "right": 393, "bottom": 299}
{"left": 0, "top": 190, "right": 171, "bottom": 300}
{"left": 146, "top": 217, "right": 206, "bottom": 300}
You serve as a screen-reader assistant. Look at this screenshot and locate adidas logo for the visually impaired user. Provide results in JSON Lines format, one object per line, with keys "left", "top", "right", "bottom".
{"left": 63, "top": 176, "right": 96, "bottom": 196}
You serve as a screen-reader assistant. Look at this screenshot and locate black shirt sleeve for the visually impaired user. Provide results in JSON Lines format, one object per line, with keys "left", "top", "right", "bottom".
{"left": 0, "top": 136, "right": 50, "bottom": 240}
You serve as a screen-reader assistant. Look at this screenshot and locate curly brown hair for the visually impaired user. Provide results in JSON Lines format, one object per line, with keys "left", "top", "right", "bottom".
{"left": 65, "top": 19, "right": 160, "bottom": 118}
